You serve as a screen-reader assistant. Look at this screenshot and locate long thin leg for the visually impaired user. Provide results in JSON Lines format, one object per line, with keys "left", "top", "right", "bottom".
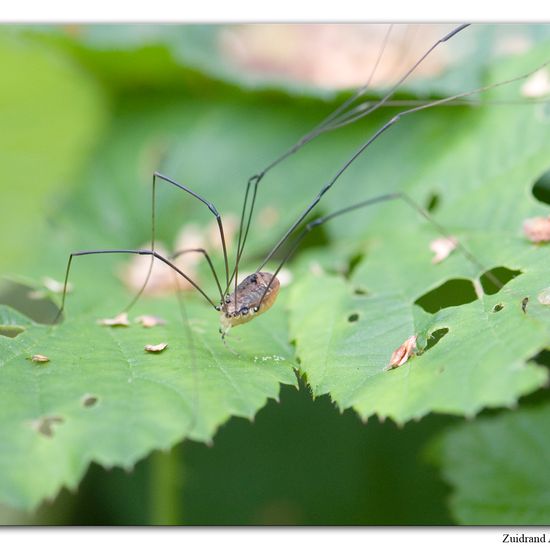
{"left": 256, "top": 57, "right": 550, "bottom": 273}
{"left": 261, "top": 24, "right": 470, "bottom": 179}
{"left": 231, "top": 24, "right": 471, "bottom": 290}
{"left": 170, "top": 247, "right": 224, "bottom": 303}
{"left": 54, "top": 248, "right": 219, "bottom": 323}
{"left": 226, "top": 96, "right": 548, "bottom": 302}
{"left": 257, "top": 192, "right": 501, "bottom": 309}
{"left": 125, "top": 172, "right": 230, "bottom": 313}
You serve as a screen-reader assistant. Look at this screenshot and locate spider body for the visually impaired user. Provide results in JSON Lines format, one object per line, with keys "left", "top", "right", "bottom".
{"left": 220, "top": 272, "right": 280, "bottom": 332}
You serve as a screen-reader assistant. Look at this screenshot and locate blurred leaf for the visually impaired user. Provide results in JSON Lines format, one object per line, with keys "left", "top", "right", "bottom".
{"left": 24, "top": 24, "right": 550, "bottom": 98}
{"left": 0, "top": 31, "right": 106, "bottom": 273}
{"left": 432, "top": 403, "right": 550, "bottom": 525}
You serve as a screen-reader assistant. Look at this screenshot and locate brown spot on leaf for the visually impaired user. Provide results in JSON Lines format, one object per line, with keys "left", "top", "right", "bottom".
{"left": 31, "top": 415, "right": 64, "bottom": 437}
{"left": 81, "top": 394, "right": 98, "bottom": 408}
{"left": 386, "top": 335, "right": 417, "bottom": 370}
{"left": 145, "top": 342, "right": 168, "bottom": 353}
{"left": 523, "top": 216, "right": 550, "bottom": 243}
{"left": 98, "top": 312, "right": 130, "bottom": 327}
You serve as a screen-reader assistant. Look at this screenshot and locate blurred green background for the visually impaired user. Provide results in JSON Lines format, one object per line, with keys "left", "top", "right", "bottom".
{"left": 1, "top": 23, "right": 550, "bottom": 525}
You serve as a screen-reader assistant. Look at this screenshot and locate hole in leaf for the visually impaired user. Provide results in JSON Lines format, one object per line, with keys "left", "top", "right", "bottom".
{"left": 480, "top": 267, "right": 522, "bottom": 295}
{"left": 0, "top": 280, "right": 59, "bottom": 324}
{"left": 346, "top": 252, "right": 365, "bottom": 279}
{"left": 532, "top": 169, "right": 550, "bottom": 205}
{"left": 425, "top": 192, "right": 440, "bottom": 213}
{"left": 531, "top": 348, "right": 550, "bottom": 367}
{"left": 423, "top": 328, "right": 449, "bottom": 353}
{"left": 493, "top": 303, "right": 504, "bottom": 313}
{"left": 353, "top": 286, "right": 369, "bottom": 296}
{"left": 415, "top": 279, "right": 478, "bottom": 314}
{"left": 31, "top": 415, "right": 64, "bottom": 438}
{"left": 82, "top": 394, "right": 99, "bottom": 408}
{"left": 348, "top": 313, "right": 360, "bottom": 323}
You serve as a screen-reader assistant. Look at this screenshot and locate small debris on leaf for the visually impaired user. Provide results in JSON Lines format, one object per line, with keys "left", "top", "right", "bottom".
{"left": 429, "top": 236, "right": 457, "bottom": 264}
{"left": 31, "top": 415, "right": 64, "bottom": 438}
{"left": 144, "top": 342, "right": 168, "bottom": 353}
{"left": 537, "top": 289, "right": 550, "bottom": 305}
{"left": 521, "top": 68, "right": 550, "bottom": 98}
{"left": 29, "top": 354, "right": 50, "bottom": 363}
{"left": 522, "top": 296, "right": 530, "bottom": 313}
{"left": 135, "top": 315, "right": 166, "bottom": 328}
{"left": 523, "top": 216, "right": 550, "bottom": 243}
{"left": 386, "top": 335, "right": 417, "bottom": 370}
{"left": 98, "top": 312, "right": 130, "bottom": 327}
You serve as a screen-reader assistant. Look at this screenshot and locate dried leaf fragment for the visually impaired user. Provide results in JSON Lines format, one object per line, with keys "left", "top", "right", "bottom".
{"left": 135, "top": 315, "right": 166, "bottom": 328}
{"left": 386, "top": 335, "right": 417, "bottom": 370}
{"left": 98, "top": 312, "right": 130, "bottom": 327}
{"left": 521, "top": 68, "right": 550, "bottom": 98}
{"left": 144, "top": 342, "right": 168, "bottom": 353}
{"left": 523, "top": 216, "right": 550, "bottom": 243}
{"left": 429, "top": 236, "right": 457, "bottom": 264}
{"left": 29, "top": 354, "right": 50, "bottom": 363}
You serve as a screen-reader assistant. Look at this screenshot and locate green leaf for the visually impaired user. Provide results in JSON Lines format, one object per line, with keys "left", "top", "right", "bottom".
{"left": 3, "top": 30, "right": 550, "bottom": 513}
{"left": 0, "top": 31, "right": 106, "bottom": 273}
{"left": 0, "top": 298, "right": 296, "bottom": 510}
{"left": 432, "top": 403, "right": 550, "bottom": 525}
{"left": 289, "top": 48, "right": 550, "bottom": 423}
{"left": 27, "top": 24, "right": 550, "bottom": 98}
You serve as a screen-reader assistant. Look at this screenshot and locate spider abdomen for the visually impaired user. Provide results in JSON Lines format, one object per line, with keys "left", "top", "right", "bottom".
{"left": 220, "top": 272, "right": 280, "bottom": 329}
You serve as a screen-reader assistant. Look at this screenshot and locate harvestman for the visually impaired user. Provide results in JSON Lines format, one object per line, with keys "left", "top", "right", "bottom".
{"left": 55, "top": 23, "right": 550, "bottom": 342}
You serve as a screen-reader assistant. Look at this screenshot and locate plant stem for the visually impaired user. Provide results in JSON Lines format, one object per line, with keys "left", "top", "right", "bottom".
{"left": 149, "top": 445, "right": 184, "bottom": 525}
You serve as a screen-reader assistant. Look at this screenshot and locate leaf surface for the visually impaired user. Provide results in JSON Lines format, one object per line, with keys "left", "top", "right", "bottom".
{"left": 289, "top": 48, "right": 550, "bottom": 423}
{"left": 432, "top": 403, "right": 550, "bottom": 525}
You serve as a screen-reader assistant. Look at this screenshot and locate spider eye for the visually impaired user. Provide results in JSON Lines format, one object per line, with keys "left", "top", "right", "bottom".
{"left": 240, "top": 307, "right": 249, "bottom": 315}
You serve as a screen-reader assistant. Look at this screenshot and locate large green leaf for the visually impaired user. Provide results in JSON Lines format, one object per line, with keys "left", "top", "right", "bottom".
{"left": 0, "top": 296, "right": 296, "bottom": 510}
{"left": 432, "top": 403, "right": 550, "bottom": 525}
{"left": 2, "top": 29, "right": 550, "bottom": 514}
{"left": 289, "top": 47, "right": 550, "bottom": 423}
